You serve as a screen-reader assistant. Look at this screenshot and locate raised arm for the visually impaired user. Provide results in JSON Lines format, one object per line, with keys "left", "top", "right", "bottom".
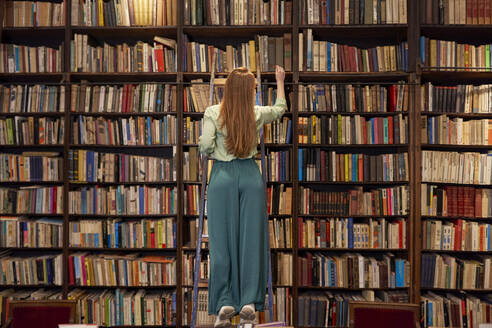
{"left": 257, "top": 65, "right": 288, "bottom": 125}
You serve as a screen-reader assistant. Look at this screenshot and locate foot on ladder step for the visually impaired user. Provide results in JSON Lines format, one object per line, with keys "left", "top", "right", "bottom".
{"left": 214, "top": 305, "right": 235, "bottom": 328}
{"left": 239, "top": 304, "right": 256, "bottom": 324}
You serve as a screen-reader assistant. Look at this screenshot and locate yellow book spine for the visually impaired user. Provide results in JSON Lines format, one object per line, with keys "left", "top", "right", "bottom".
{"left": 344, "top": 153, "right": 349, "bottom": 182}
{"left": 249, "top": 40, "right": 256, "bottom": 72}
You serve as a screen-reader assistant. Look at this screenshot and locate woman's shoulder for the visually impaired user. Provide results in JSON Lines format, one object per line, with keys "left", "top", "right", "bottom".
{"left": 204, "top": 104, "right": 221, "bottom": 119}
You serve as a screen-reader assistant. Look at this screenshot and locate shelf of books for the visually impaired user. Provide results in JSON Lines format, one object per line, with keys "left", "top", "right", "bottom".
{"left": 418, "top": 2, "right": 492, "bottom": 325}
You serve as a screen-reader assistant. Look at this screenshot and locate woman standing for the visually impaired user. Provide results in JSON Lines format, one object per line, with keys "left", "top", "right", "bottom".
{"left": 198, "top": 65, "right": 287, "bottom": 327}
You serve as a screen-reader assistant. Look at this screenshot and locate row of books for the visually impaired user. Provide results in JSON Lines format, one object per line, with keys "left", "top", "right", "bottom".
{"left": 298, "top": 150, "right": 409, "bottom": 182}
{"left": 185, "top": 0, "right": 292, "bottom": 25}
{"left": 68, "top": 253, "right": 175, "bottom": 286}
{"left": 269, "top": 217, "right": 293, "bottom": 249}
{"left": 68, "top": 150, "right": 175, "bottom": 183}
{"left": 297, "top": 114, "right": 408, "bottom": 145}
{"left": 72, "top": 115, "right": 177, "bottom": 145}
{"left": 421, "top": 37, "right": 492, "bottom": 70}
{"left": 182, "top": 288, "right": 292, "bottom": 325}
{"left": 183, "top": 80, "right": 218, "bottom": 113}
{"left": 0, "top": 186, "right": 63, "bottom": 214}
{"left": 0, "top": 44, "right": 63, "bottom": 73}
{"left": 300, "top": 0, "right": 407, "bottom": 25}
{"left": 422, "top": 116, "right": 492, "bottom": 145}
{"left": 71, "top": 0, "right": 178, "bottom": 27}
{"left": 300, "top": 31, "right": 408, "bottom": 72}
{"left": 183, "top": 184, "right": 292, "bottom": 215}
{"left": 421, "top": 0, "right": 492, "bottom": 25}
{"left": 0, "top": 154, "right": 62, "bottom": 182}
{"left": 69, "top": 186, "right": 176, "bottom": 215}
{"left": 423, "top": 219, "right": 492, "bottom": 252}
{"left": 273, "top": 252, "right": 293, "bottom": 285}
{"left": 1, "top": 85, "right": 65, "bottom": 113}
{"left": 420, "top": 292, "right": 492, "bottom": 328}
{"left": 421, "top": 83, "right": 492, "bottom": 114}
{"left": 421, "top": 184, "right": 492, "bottom": 218}
{"left": 299, "top": 186, "right": 409, "bottom": 216}
{"left": 298, "top": 84, "right": 409, "bottom": 113}
{"left": 183, "top": 34, "right": 292, "bottom": 73}
{"left": 0, "top": 251, "right": 62, "bottom": 285}
{"left": 69, "top": 288, "right": 176, "bottom": 326}
{"left": 297, "top": 291, "right": 408, "bottom": 327}
{"left": 70, "top": 218, "right": 176, "bottom": 249}
{"left": 4, "top": 0, "right": 65, "bottom": 27}
{"left": 71, "top": 34, "right": 177, "bottom": 73}
{"left": 421, "top": 253, "right": 492, "bottom": 289}
{"left": 263, "top": 117, "right": 292, "bottom": 144}
{"left": 71, "top": 83, "right": 177, "bottom": 113}
{"left": 298, "top": 252, "right": 409, "bottom": 288}
{"left": 298, "top": 217, "right": 407, "bottom": 249}
{"left": 0, "top": 217, "right": 62, "bottom": 248}
{"left": 421, "top": 151, "right": 492, "bottom": 185}
{"left": 261, "top": 150, "right": 291, "bottom": 182}
{"left": 0, "top": 117, "right": 64, "bottom": 145}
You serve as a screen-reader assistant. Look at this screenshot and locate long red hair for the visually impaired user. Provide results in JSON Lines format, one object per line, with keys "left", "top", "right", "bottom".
{"left": 219, "top": 67, "right": 257, "bottom": 158}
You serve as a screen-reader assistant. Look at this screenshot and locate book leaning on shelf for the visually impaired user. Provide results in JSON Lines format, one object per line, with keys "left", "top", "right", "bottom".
{"left": 0, "top": 250, "right": 62, "bottom": 285}
{"left": 184, "top": 0, "right": 292, "bottom": 25}
{"left": 0, "top": 43, "right": 63, "bottom": 73}
{"left": 0, "top": 85, "right": 65, "bottom": 113}
{"left": 4, "top": 0, "right": 65, "bottom": 27}
{"left": 71, "top": 34, "right": 176, "bottom": 72}
{"left": 298, "top": 217, "right": 407, "bottom": 249}
{"left": 68, "top": 288, "right": 176, "bottom": 326}
{"left": 183, "top": 33, "right": 292, "bottom": 72}
{"left": 421, "top": 184, "right": 491, "bottom": 218}
{"left": 69, "top": 150, "right": 175, "bottom": 182}
{"left": 298, "top": 114, "right": 408, "bottom": 144}
{"left": 298, "top": 252, "right": 409, "bottom": 288}
{"left": 71, "top": 83, "right": 176, "bottom": 113}
{"left": 0, "top": 216, "right": 62, "bottom": 248}
{"left": 422, "top": 151, "right": 492, "bottom": 185}
{"left": 422, "top": 116, "right": 491, "bottom": 145}
{"left": 298, "top": 150, "right": 409, "bottom": 182}
{"left": 67, "top": 253, "right": 176, "bottom": 286}
{"left": 298, "top": 83, "right": 409, "bottom": 113}
{"left": 69, "top": 185, "right": 176, "bottom": 215}
{"left": 72, "top": 115, "right": 177, "bottom": 145}
{"left": 70, "top": 218, "right": 176, "bottom": 249}
{"left": 0, "top": 186, "right": 63, "bottom": 214}
{"left": 300, "top": 29, "right": 408, "bottom": 72}
{"left": 423, "top": 219, "right": 492, "bottom": 252}
{"left": 421, "top": 83, "right": 492, "bottom": 113}
{"left": 300, "top": 0, "right": 407, "bottom": 24}
{"left": 421, "top": 0, "right": 492, "bottom": 25}
{"left": 420, "top": 37, "right": 492, "bottom": 70}
{"left": 299, "top": 186, "right": 409, "bottom": 216}
{"left": 71, "top": 0, "right": 178, "bottom": 26}
{"left": 0, "top": 116, "right": 64, "bottom": 145}
{"left": 0, "top": 153, "right": 62, "bottom": 182}
{"left": 421, "top": 292, "right": 492, "bottom": 328}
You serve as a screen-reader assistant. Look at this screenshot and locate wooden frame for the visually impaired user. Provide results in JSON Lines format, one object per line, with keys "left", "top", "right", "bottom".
{"left": 348, "top": 301, "right": 420, "bottom": 328}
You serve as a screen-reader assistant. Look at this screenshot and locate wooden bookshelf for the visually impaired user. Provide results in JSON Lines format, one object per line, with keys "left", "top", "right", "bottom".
{"left": 1, "top": 0, "right": 491, "bottom": 327}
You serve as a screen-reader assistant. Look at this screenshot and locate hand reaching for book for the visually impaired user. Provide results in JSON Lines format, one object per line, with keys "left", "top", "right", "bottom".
{"left": 275, "top": 65, "right": 285, "bottom": 83}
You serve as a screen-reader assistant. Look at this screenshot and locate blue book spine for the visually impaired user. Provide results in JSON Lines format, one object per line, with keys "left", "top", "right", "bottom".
{"left": 286, "top": 120, "right": 292, "bottom": 144}
{"left": 352, "top": 154, "right": 357, "bottom": 182}
{"left": 195, "top": 43, "right": 201, "bottom": 72}
{"left": 173, "top": 222, "right": 177, "bottom": 247}
{"left": 298, "top": 149, "right": 303, "bottom": 180}
{"left": 348, "top": 217, "right": 354, "bottom": 248}
{"left": 139, "top": 187, "right": 144, "bottom": 214}
{"left": 427, "top": 301, "right": 433, "bottom": 326}
{"left": 14, "top": 47, "right": 19, "bottom": 72}
{"left": 370, "top": 118, "right": 375, "bottom": 143}
{"left": 327, "top": 42, "right": 331, "bottom": 72}
{"left": 81, "top": 189, "right": 87, "bottom": 215}
{"left": 327, "top": 0, "right": 330, "bottom": 24}
{"left": 147, "top": 117, "right": 151, "bottom": 144}
{"left": 115, "top": 222, "right": 119, "bottom": 248}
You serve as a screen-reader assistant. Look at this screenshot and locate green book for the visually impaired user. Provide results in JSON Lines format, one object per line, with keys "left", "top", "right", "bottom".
{"left": 337, "top": 114, "right": 342, "bottom": 144}
{"left": 383, "top": 117, "right": 389, "bottom": 144}
{"left": 487, "top": 45, "right": 491, "bottom": 71}
{"left": 6, "top": 118, "right": 14, "bottom": 144}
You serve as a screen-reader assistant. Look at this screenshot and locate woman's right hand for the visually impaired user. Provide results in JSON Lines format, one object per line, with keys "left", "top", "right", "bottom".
{"left": 275, "top": 65, "right": 285, "bottom": 83}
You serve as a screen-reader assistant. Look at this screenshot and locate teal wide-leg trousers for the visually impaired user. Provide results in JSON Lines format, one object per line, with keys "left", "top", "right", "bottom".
{"left": 206, "top": 158, "right": 268, "bottom": 315}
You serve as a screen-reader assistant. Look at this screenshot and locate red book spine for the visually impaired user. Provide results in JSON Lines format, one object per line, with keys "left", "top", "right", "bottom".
{"left": 326, "top": 219, "right": 330, "bottom": 246}
{"left": 388, "top": 116, "right": 394, "bottom": 144}
{"left": 68, "top": 255, "right": 75, "bottom": 285}
{"left": 475, "top": 189, "right": 482, "bottom": 217}
{"left": 398, "top": 220, "right": 403, "bottom": 248}
{"left": 388, "top": 85, "right": 396, "bottom": 112}
{"left": 458, "top": 187, "right": 465, "bottom": 216}
{"left": 455, "top": 219, "right": 462, "bottom": 251}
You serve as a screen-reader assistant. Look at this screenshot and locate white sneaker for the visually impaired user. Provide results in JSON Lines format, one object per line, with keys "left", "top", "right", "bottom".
{"left": 239, "top": 303, "right": 255, "bottom": 323}
{"left": 214, "top": 305, "right": 235, "bottom": 328}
